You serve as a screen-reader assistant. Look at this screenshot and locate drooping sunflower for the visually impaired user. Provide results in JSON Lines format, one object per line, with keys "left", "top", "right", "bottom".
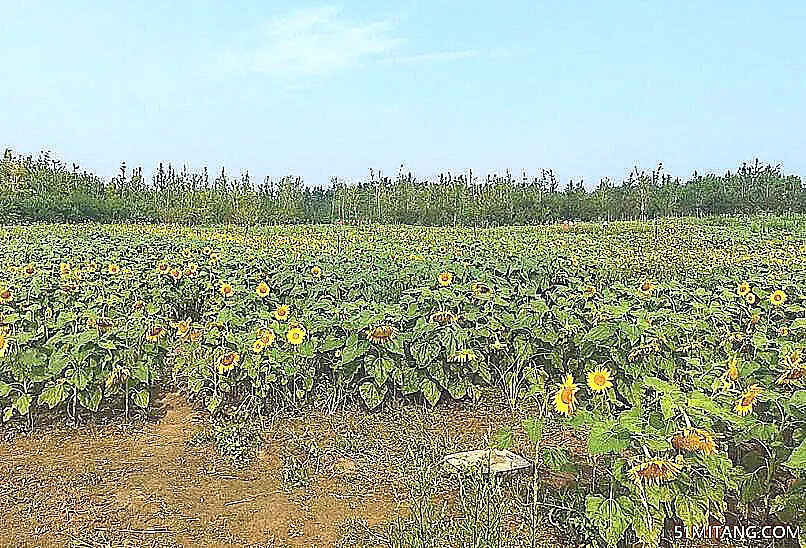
{"left": 367, "top": 324, "right": 398, "bottom": 345}
{"left": 770, "top": 290, "right": 787, "bottom": 306}
{"left": 252, "top": 339, "right": 266, "bottom": 354}
{"left": 776, "top": 367, "right": 806, "bottom": 385}
{"left": 218, "top": 352, "right": 240, "bottom": 374}
{"left": 145, "top": 325, "right": 166, "bottom": 342}
{"left": 587, "top": 367, "right": 613, "bottom": 391}
{"left": 671, "top": 428, "right": 717, "bottom": 456}
{"left": 256, "top": 282, "right": 270, "bottom": 298}
{"left": 735, "top": 384, "right": 763, "bottom": 416}
{"left": 220, "top": 283, "right": 234, "bottom": 298}
{"left": 430, "top": 310, "right": 457, "bottom": 325}
{"left": 470, "top": 282, "right": 491, "bottom": 297}
{"left": 311, "top": 266, "right": 322, "bottom": 277}
{"left": 584, "top": 285, "right": 596, "bottom": 297}
{"left": 628, "top": 456, "right": 684, "bottom": 486}
{"left": 258, "top": 328, "right": 276, "bottom": 346}
{"left": 107, "top": 263, "right": 121, "bottom": 275}
{"left": 0, "top": 331, "right": 8, "bottom": 357}
{"left": 274, "top": 304, "right": 290, "bottom": 321}
{"left": 437, "top": 271, "right": 453, "bottom": 287}
{"left": 785, "top": 349, "right": 803, "bottom": 368}
{"left": 737, "top": 281, "right": 751, "bottom": 297}
{"left": 639, "top": 280, "right": 654, "bottom": 295}
{"left": 745, "top": 292, "right": 757, "bottom": 305}
{"left": 0, "top": 288, "right": 12, "bottom": 304}
{"left": 287, "top": 325, "right": 306, "bottom": 346}
{"left": 554, "top": 374, "right": 579, "bottom": 416}
{"left": 726, "top": 356, "right": 740, "bottom": 381}
{"left": 448, "top": 349, "right": 477, "bottom": 364}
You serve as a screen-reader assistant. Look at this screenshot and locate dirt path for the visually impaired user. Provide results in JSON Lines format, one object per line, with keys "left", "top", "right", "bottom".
{"left": 0, "top": 394, "right": 398, "bottom": 548}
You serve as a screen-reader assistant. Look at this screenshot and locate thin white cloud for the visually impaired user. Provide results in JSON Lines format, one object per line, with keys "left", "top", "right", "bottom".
{"left": 221, "top": 5, "right": 476, "bottom": 76}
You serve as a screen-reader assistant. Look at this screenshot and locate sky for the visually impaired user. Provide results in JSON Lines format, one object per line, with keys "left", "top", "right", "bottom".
{"left": 1, "top": 0, "right": 805, "bottom": 187}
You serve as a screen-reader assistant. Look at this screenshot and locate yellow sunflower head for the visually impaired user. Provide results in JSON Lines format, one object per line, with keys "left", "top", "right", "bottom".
{"left": 430, "top": 310, "right": 457, "bottom": 325}
{"left": 737, "top": 281, "right": 750, "bottom": 297}
{"left": 628, "top": 457, "right": 683, "bottom": 486}
{"left": 311, "top": 266, "right": 322, "bottom": 277}
{"left": 0, "top": 288, "right": 12, "bottom": 304}
{"left": 587, "top": 368, "right": 613, "bottom": 391}
{"left": 639, "top": 280, "right": 654, "bottom": 295}
{"left": 169, "top": 268, "right": 182, "bottom": 281}
{"left": 776, "top": 367, "right": 806, "bottom": 385}
{"left": 554, "top": 374, "right": 579, "bottom": 416}
{"left": 156, "top": 261, "right": 170, "bottom": 274}
{"left": 287, "top": 325, "right": 306, "bottom": 346}
{"left": 671, "top": 428, "right": 717, "bottom": 456}
{"left": 256, "top": 281, "right": 270, "bottom": 298}
{"left": 745, "top": 292, "right": 757, "bottom": 305}
{"left": 23, "top": 264, "right": 36, "bottom": 276}
{"left": 448, "top": 349, "right": 477, "bottom": 364}
{"left": 274, "top": 304, "right": 290, "bottom": 321}
{"left": 220, "top": 283, "right": 234, "bottom": 298}
{"left": 438, "top": 271, "right": 453, "bottom": 287}
{"left": 252, "top": 339, "right": 266, "bottom": 354}
{"left": 367, "top": 324, "right": 398, "bottom": 344}
{"left": 258, "top": 328, "right": 276, "bottom": 346}
{"left": 0, "top": 331, "right": 8, "bottom": 357}
{"left": 218, "top": 351, "right": 240, "bottom": 374}
{"left": 735, "top": 384, "right": 763, "bottom": 416}
{"left": 584, "top": 284, "right": 596, "bottom": 297}
{"left": 726, "top": 356, "right": 740, "bottom": 381}
{"left": 770, "top": 290, "right": 787, "bottom": 306}
{"left": 145, "top": 325, "right": 166, "bottom": 342}
{"left": 170, "top": 319, "right": 192, "bottom": 338}
{"left": 107, "top": 263, "right": 121, "bottom": 275}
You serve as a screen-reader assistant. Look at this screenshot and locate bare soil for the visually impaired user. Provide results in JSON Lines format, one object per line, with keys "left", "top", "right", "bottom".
{"left": 0, "top": 393, "right": 583, "bottom": 548}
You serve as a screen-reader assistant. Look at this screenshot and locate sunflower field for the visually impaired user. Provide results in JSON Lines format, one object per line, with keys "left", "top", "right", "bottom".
{"left": 2, "top": 218, "right": 806, "bottom": 546}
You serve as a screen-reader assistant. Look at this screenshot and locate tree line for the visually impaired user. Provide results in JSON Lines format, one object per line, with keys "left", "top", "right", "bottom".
{"left": 1, "top": 148, "right": 803, "bottom": 225}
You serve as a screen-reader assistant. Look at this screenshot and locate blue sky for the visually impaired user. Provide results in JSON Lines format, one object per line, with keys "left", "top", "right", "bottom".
{"left": 2, "top": 0, "right": 804, "bottom": 187}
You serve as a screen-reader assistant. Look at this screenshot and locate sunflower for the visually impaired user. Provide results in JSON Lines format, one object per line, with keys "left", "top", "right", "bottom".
{"left": 23, "top": 264, "right": 35, "bottom": 276}
{"left": 145, "top": 325, "right": 166, "bottom": 342}
{"left": 258, "top": 328, "right": 276, "bottom": 346}
{"left": 735, "top": 384, "right": 763, "bottom": 416}
{"left": 430, "top": 310, "right": 457, "bottom": 325}
{"left": 726, "top": 357, "right": 740, "bottom": 381}
{"left": 218, "top": 352, "right": 240, "bottom": 374}
{"left": 311, "top": 266, "right": 322, "bottom": 277}
{"left": 639, "top": 280, "right": 654, "bottom": 295}
{"left": 745, "top": 292, "right": 757, "bottom": 305}
{"left": 471, "top": 282, "right": 491, "bottom": 297}
{"left": 737, "top": 281, "right": 750, "bottom": 297}
{"left": 59, "top": 262, "right": 71, "bottom": 276}
{"left": 785, "top": 349, "right": 803, "bottom": 368}
{"left": 587, "top": 367, "right": 613, "bottom": 391}
{"left": 770, "top": 290, "right": 787, "bottom": 306}
{"left": 0, "top": 288, "right": 12, "bottom": 304}
{"left": 202, "top": 246, "right": 212, "bottom": 256}
{"left": 156, "top": 261, "right": 170, "bottom": 274}
{"left": 584, "top": 285, "right": 596, "bottom": 297}
{"left": 169, "top": 268, "right": 182, "bottom": 282}
{"left": 252, "top": 339, "right": 266, "bottom": 354}
{"left": 367, "top": 324, "right": 398, "bottom": 344}
{"left": 776, "top": 367, "right": 806, "bottom": 385}
{"left": 133, "top": 300, "right": 145, "bottom": 311}
{"left": 0, "top": 331, "right": 8, "bottom": 357}
{"left": 256, "top": 282, "right": 270, "bottom": 298}
{"left": 749, "top": 312, "right": 760, "bottom": 324}
{"left": 671, "top": 428, "right": 717, "bottom": 456}
{"left": 287, "top": 325, "right": 306, "bottom": 346}
{"left": 448, "top": 349, "right": 477, "bottom": 364}
{"left": 170, "top": 319, "right": 192, "bottom": 338}
{"left": 628, "top": 456, "right": 684, "bottom": 486}
{"left": 438, "top": 271, "right": 453, "bottom": 287}
{"left": 274, "top": 304, "right": 290, "bottom": 321}
{"left": 220, "top": 283, "right": 234, "bottom": 298}
{"left": 107, "top": 263, "right": 121, "bottom": 275}
{"left": 184, "top": 263, "right": 198, "bottom": 277}
{"left": 554, "top": 374, "right": 579, "bottom": 416}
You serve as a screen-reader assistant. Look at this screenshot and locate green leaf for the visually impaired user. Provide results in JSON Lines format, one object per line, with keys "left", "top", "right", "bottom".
{"left": 675, "top": 494, "right": 708, "bottom": 528}
{"left": 784, "top": 438, "right": 806, "bottom": 470}
{"left": 523, "top": 418, "right": 544, "bottom": 445}
{"left": 133, "top": 389, "right": 150, "bottom": 409}
{"left": 420, "top": 378, "right": 441, "bottom": 406}
{"left": 585, "top": 495, "right": 630, "bottom": 547}
{"left": 588, "top": 419, "right": 629, "bottom": 455}
{"left": 38, "top": 382, "right": 67, "bottom": 409}
{"left": 359, "top": 382, "right": 385, "bottom": 410}
{"left": 585, "top": 323, "right": 616, "bottom": 343}
{"left": 494, "top": 427, "right": 514, "bottom": 450}
{"left": 79, "top": 386, "right": 102, "bottom": 412}
{"left": 0, "top": 381, "right": 11, "bottom": 398}
{"left": 13, "top": 394, "right": 31, "bottom": 416}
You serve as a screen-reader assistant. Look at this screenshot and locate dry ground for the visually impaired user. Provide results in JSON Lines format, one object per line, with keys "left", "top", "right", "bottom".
{"left": 0, "top": 393, "right": 582, "bottom": 548}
